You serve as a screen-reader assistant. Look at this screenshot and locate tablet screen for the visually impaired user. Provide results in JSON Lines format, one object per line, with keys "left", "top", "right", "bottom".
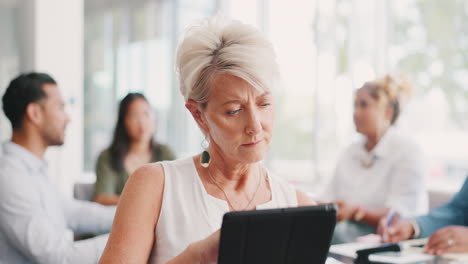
{"left": 218, "top": 204, "right": 337, "bottom": 264}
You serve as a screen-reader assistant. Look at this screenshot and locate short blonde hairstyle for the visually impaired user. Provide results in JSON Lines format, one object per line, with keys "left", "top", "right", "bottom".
{"left": 176, "top": 17, "right": 279, "bottom": 107}
{"left": 361, "top": 73, "right": 413, "bottom": 125}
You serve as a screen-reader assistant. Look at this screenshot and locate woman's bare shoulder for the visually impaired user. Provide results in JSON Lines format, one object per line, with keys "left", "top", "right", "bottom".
{"left": 119, "top": 162, "right": 166, "bottom": 208}
{"left": 128, "top": 162, "right": 164, "bottom": 186}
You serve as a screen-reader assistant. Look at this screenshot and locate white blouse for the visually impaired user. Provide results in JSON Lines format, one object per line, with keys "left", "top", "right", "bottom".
{"left": 324, "top": 128, "right": 428, "bottom": 218}
{"left": 148, "top": 157, "right": 298, "bottom": 264}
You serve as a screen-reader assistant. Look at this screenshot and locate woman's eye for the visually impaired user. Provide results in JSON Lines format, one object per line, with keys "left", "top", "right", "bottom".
{"left": 227, "top": 109, "right": 240, "bottom": 115}
{"left": 260, "top": 103, "right": 271, "bottom": 107}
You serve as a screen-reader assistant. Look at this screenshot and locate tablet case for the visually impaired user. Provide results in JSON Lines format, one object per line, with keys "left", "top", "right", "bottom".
{"left": 218, "top": 204, "right": 337, "bottom": 264}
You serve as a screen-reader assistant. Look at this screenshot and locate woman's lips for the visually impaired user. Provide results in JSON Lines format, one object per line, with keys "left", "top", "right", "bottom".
{"left": 241, "top": 140, "right": 262, "bottom": 147}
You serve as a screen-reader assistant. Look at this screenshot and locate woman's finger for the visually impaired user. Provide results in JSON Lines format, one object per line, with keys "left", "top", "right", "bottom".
{"left": 426, "top": 232, "right": 453, "bottom": 254}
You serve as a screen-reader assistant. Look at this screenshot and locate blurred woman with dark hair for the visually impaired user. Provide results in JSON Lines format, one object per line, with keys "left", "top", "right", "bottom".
{"left": 94, "top": 93, "right": 175, "bottom": 206}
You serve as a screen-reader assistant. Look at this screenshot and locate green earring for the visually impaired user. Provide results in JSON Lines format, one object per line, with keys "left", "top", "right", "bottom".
{"left": 200, "top": 150, "right": 211, "bottom": 168}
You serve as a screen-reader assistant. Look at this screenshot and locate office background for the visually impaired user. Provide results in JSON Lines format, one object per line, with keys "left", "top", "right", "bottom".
{"left": 0, "top": 0, "right": 467, "bottom": 198}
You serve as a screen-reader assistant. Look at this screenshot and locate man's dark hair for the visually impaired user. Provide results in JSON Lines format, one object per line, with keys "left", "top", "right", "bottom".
{"left": 2, "top": 72, "right": 56, "bottom": 129}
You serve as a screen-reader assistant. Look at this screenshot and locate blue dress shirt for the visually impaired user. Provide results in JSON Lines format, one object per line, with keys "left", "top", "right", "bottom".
{"left": 0, "top": 142, "right": 116, "bottom": 264}
{"left": 416, "top": 176, "right": 468, "bottom": 238}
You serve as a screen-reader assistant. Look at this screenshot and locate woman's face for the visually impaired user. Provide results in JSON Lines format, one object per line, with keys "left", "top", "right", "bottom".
{"left": 125, "top": 98, "right": 155, "bottom": 143}
{"left": 202, "top": 74, "right": 275, "bottom": 164}
{"left": 353, "top": 88, "right": 389, "bottom": 138}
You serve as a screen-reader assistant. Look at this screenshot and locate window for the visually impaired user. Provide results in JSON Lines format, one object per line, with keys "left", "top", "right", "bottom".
{"left": 0, "top": 1, "right": 20, "bottom": 142}
{"left": 84, "top": 0, "right": 217, "bottom": 172}
{"left": 224, "top": 0, "right": 468, "bottom": 192}
{"left": 388, "top": 0, "right": 468, "bottom": 189}
{"left": 84, "top": 0, "right": 468, "bottom": 192}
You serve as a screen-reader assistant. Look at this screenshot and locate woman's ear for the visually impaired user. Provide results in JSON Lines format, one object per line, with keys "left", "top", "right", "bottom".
{"left": 185, "top": 99, "right": 209, "bottom": 134}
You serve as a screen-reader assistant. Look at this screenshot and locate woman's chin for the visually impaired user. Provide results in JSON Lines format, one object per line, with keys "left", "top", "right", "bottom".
{"left": 236, "top": 150, "right": 267, "bottom": 164}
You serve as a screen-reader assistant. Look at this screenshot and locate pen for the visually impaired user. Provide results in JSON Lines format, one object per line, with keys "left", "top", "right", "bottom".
{"left": 382, "top": 208, "right": 396, "bottom": 242}
{"left": 386, "top": 208, "right": 396, "bottom": 228}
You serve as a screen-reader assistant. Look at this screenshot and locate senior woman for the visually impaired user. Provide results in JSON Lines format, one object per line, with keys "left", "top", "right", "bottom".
{"left": 99, "top": 17, "right": 315, "bottom": 264}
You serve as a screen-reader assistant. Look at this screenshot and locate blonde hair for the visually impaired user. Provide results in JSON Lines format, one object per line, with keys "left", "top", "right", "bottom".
{"left": 361, "top": 73, "right": 413, "bottom": 124}
{"left": 176, "top": 17, "right": 279, "bottom": 107}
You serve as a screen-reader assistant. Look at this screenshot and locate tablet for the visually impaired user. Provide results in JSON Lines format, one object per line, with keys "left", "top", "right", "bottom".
{"left": 218, "top": 204, "right": 337, "bottom": 264}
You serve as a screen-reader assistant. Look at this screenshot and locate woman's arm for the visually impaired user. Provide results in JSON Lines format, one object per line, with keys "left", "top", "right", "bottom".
{"left": 99, "top": 162, "right": 221, "bottom": 264}
{"left": 99, "top": 164, "right": 165, "bottom": 263}
{"left": 355, "top": 206, "right": 389, "bottom": 227}
{"left": 328, "top": 200, "right": 388, "bottom": 226}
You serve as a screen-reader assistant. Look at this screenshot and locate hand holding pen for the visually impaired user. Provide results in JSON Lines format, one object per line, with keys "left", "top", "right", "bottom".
{"left": 377, "top": 208, "right": 397, "bottom": 242}
{"left": 378, "top": 209, "right": 415, "bottom": 243}
{"left": 383, "top": 209, "right": 397, "bottom": 241}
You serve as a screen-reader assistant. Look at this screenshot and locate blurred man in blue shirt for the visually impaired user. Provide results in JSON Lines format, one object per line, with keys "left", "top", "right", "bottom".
{"left": 0, "top": 72, "right": 115, "bottom": 264}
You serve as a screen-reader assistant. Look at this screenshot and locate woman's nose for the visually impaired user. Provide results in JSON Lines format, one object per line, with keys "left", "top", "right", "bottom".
{"left": 245, "top": 109, "right": 262, "bottom": 135}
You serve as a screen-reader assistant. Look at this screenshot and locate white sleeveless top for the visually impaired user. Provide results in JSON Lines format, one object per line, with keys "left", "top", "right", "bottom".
{"left": 148, "top": 157, "right": 298, "bottom": 264}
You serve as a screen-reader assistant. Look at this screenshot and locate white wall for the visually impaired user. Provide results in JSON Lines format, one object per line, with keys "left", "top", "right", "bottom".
{"left": 18, "top": 0, "right": 84, "bottom": 196}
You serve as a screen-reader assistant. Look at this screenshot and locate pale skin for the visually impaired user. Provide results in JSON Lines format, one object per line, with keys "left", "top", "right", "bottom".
{"left": 379, "top": 217, "right": 468, "bottom": 255}
{"left": 94, "top": 98, "right": 155, "bottom": 206}
{"left": 99, "top": 74, "right": 315, "bottom": 263}
{"left": 332, "top": 88, "right": 394, "bottom": 227}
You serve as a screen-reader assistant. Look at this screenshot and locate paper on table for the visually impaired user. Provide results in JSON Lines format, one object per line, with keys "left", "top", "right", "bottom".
{"left": 400, "top": 238, "right": 428, "bottom": 251}
{"left": 329, "top": 242, "right": 373, "bottom": 258}
{"left": 329, "top": 240, "right": 435, "bottom": 264}
{"left": 402, "top": 238, "right": 468, "bottom": 262}
{"left": 442, "top": 253, "right": 468, "bottom": 262}
{"left": 369, "top": 251, "right": 434, "bottom": 263}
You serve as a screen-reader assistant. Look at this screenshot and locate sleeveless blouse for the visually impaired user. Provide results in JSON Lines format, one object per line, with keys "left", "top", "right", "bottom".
{"left": 148, "top": 157, "right": 298, "bottom": 263}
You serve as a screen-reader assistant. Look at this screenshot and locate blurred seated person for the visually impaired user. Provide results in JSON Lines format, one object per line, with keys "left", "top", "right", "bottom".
{"left": 380, "top": 176, "right": 468, "bottom": 255}
{"left": 323, "top": 74, "right": 428, "bottom": 243}
{"left": 99, "top": 17, "right": 316, "bottom": 263}
{"left": 0, "top": 72, "right": 115, "bottom": 264}
{"left": 94, "top": 93, "right": 176, "bottom": 206}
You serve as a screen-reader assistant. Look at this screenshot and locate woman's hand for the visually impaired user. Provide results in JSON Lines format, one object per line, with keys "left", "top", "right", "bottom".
{"left": 334, "top": 201, "right": 389, "bottom": 226}
{"left": 168, "top": 230, "right": 220, "bottom": 264}
{"left": 194, "top": 230, "right": 221, "bottom": 264}
{"left": 333, "top": 200, "right": 359, "bottom": 222}
{"left": 377, "top": 214, "right": 415, "bottom": 243}
{"left": 425, "top": 226, "right": 468, "bottom": 255}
